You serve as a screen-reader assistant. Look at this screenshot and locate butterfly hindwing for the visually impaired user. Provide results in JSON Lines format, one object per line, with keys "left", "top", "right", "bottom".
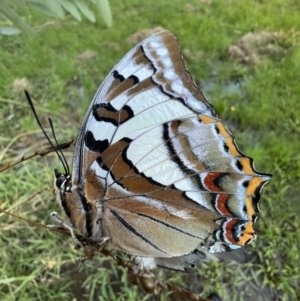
{"left": 84, "top": 113, "right": 269, "bottom": 266}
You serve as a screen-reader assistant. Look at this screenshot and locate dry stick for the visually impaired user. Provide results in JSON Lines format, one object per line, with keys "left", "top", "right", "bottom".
{"left": 0, "top": 139, "right": 74, "bottom": 172}
{"left": 0, "top": 209, "right": 49, "bottom": 229}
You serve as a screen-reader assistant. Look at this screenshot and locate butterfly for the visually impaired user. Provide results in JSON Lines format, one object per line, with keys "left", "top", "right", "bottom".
{"left": 48, "top": 30, "right": 271, "bottom": 272}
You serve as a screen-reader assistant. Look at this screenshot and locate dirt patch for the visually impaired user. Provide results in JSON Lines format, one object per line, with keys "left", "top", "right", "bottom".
{"left": 228, "top": 31, "right": 285, "bottom": 65}
{"left": 76, "top": 50, "right": 97, "bottom": 64}
{"left": 11, "top": 78, "right": 31, "bottom": 98}
{"left": 126, "top": 26, "right": 166, "bottom": 44}
{"left": 182, "top": 48, "right": 204, "bottom": 61}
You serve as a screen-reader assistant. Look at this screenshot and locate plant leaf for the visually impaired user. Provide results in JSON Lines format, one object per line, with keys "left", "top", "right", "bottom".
{"left": 0, "top": 0, "right": 34, "bottom": 35}
{"left": 58, "top": 0, "right": 82, "bottom": 21}
{"left": 95, "top": 0, "right": 112, "bottom": 27}
{"left": 0, "top": 26, "right": 21, "bottom": 35}
{"left": 75, "top": 0, "right": 95, "bottom": 23}
{"left": 27, "top": 0, "right": 65, "bottom": 19}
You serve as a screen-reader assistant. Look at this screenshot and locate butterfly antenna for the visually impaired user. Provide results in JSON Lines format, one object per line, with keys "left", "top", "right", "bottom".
{"left": 48, "top": 117, "right": 70, "bottom": 175}
{"left": 24, "top": 90, "right": 69, "bottom": 175}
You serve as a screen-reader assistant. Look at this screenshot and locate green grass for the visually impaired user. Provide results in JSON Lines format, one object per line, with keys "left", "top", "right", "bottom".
{"left": 1, "top": 0, "right": 300, "bottom": 300}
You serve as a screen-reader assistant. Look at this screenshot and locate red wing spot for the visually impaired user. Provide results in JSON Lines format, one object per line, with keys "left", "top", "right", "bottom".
{"left": 215, "top": 194, "right": 233, "bottom": 217}
{"left": 203, "top": 172, "right": 222, "bottom": 192}
{"left": 204, "top": 173, "right": 234, "bottom": 217}
{"left": 224, "top": 219, "right": 239, "bottom": 244}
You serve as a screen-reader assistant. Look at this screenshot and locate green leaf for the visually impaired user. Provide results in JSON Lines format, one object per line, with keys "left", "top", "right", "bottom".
{"left": 27, "top": 0, "right": 65, "bottom": 19}
{"left": 75, "top": 0, "right": 95, "bottom": 23}
{"left": 0, "top": 26, "right": 21, "bottom": 35}
{"left": 47, "top": 0, "right": 65, "bottom": 18}
{"left": 95, "top": 0, "right": 112, "bottom": 27}
{"left": 58, "top": 0, "right": 82, "bottom": 21}
{"left": 0, "top": 0, "right": 34, "bottom": 35}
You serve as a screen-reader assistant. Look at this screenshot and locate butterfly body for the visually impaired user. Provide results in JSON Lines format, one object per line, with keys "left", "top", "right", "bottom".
{"left": 54, "top": 30, "right": 270, "bottom": 271}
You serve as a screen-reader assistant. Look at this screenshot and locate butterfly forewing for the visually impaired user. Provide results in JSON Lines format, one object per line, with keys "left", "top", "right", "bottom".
{"left": 72, "top": 31, "right": 215, "bottom": 184}
{"left": 60, "top": 30, "right": 271, "bottom": 271}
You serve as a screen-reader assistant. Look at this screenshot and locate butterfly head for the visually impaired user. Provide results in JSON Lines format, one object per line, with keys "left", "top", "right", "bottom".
{"left": 53, "top": 167, "right": 105, "bottom": 240}
{"left": 54, "top": 169, "right": 71, "bottom": 192}
{"left": 54, "top": 168, "right": 73, "bottom": 214}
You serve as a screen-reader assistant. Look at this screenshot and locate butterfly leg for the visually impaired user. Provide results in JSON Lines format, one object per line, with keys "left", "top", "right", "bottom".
{"left": 47, "top": 211, "right": 83, "bottom": 248}
{"left": 89, "top": 236, "right": 109, "bottom": 244}
{"left": 77, "top": 236, "right": 109, "bottom": 264}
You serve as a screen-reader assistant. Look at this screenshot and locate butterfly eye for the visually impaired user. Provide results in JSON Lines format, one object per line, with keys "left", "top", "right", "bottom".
{"left": 55, "top": 174, "right": 66, "bottom": 189}
{"left": 54, "top": 169, "right": 68, "bottom": 188}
